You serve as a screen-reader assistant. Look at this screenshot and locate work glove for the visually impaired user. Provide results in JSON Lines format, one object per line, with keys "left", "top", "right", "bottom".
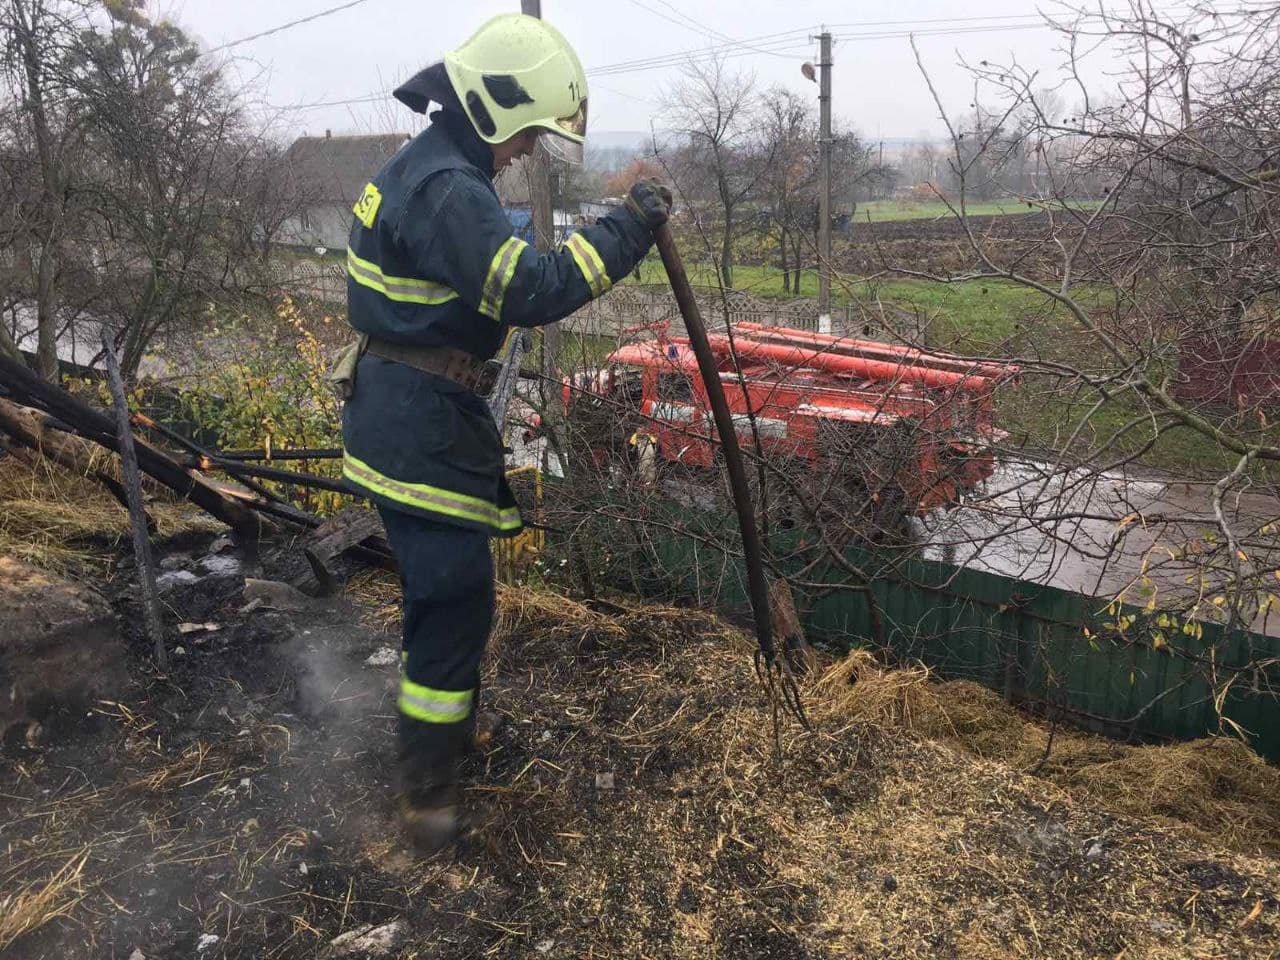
{"left": 625, "top": 178, "right": 673, "bottom": 231}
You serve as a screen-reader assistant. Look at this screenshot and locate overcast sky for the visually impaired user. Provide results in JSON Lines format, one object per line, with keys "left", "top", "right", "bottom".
{"left": 171, "top": 0, "right": 1113, "bottom": 143}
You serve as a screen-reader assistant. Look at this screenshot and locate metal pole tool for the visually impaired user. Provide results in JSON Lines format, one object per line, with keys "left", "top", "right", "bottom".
{"left": 652, "top": 223, "right": 806, "bottom": 726}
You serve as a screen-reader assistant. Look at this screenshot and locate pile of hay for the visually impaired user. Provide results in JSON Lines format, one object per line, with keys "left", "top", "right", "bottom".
{"left": 810, "top": 647, "right": 954, "bottom": 736}
{"left": 812, "top": 651, "right": 1280, "bottom": 858}
{"left": 355, "top": 572, "right": 1280, "bottom": 859}
{"left": 0, "top": 452, "right": 219, "bottom": 573}
{"left": 0, "top": 852, "right": 87, "bottom": 952}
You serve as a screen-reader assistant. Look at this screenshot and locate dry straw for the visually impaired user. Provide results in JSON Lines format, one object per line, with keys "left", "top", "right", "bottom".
{"left": 812, "top": 649, "right": 1280, "bottom": 856}
{"left": 0, "top": 454, "right": 219, "bottom": 574}
{"left": 0, "top": 852, "right": 88, "bottom": 951}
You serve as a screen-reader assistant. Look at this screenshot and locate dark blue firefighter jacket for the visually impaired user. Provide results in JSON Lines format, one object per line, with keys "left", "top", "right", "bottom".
{"left": 341, "top": 110, "right": 653, "bottom": 534}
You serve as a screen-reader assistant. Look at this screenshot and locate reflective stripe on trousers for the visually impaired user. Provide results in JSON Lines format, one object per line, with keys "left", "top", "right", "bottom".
{"left": 399, "top": 676, "right": 473, "bottom": 724}
{"left": 343, "top": 450, "right": 521, "bottom": 532}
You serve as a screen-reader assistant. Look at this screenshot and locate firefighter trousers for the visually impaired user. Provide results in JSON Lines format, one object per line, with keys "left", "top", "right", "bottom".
{"left": 377, "top": 504, "right": 495, "bottom": 793}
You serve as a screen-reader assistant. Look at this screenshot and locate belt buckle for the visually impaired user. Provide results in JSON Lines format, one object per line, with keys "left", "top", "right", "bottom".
{"left": 473, "top": 358, "right": 502, "bottom": 398}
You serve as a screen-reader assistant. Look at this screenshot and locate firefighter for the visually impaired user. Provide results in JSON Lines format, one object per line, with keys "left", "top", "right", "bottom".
{"left": 338, "top": 13, "right": 671, "bottom": 855}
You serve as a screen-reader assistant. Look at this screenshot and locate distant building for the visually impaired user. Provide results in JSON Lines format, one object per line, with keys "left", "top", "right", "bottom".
{"left": 579, "top": 200, "right": 618, "bottom": 220}
{"left": 502, "top": 204, "right": 583, "bottom": 244}
{"left": 278, "top": 132, "right": 604, "bottom": 254}
{"left": 279, "top": 131, "right": 408, "bottom": 252}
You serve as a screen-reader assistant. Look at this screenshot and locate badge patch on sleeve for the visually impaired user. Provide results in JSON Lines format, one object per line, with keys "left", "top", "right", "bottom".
{"left": 353, "top": 182, "right": 383, "bottom": 229}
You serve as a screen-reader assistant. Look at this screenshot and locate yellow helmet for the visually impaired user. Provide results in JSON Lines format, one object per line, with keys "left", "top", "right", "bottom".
{"left": 395, "top": 14, "right": 588, "bottom": 164}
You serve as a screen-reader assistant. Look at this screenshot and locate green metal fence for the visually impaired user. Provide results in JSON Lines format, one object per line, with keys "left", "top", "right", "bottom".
{"left": 584, "top": 508, "right": 1280, "bottom": 762}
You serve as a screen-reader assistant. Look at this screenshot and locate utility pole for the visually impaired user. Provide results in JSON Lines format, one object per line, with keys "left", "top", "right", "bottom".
{"left": 815, "top": 30, "right": 832, "bottom": 335}
{"left": 521, "top": 0, "right": 561, "bottom": 404}
{"left": 521, "top": 0, "right": 554, "bottom": 255}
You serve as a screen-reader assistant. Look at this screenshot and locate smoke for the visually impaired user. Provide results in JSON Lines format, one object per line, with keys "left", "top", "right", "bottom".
{"left": 278, "top": 618, "right": 395, "bottom": 726}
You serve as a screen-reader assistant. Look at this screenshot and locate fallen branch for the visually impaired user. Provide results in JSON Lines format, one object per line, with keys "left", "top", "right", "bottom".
{"left": 0, "top": 397, "right": 122, "bottom": 480}
{"left": 0, "top": 352, "right": 262, "bottom": 542}
{"left": 132, "top": 411, "right": 285, "bottom": 505}
{"left": 194, "top": 456, "right": 350, "bottom": 496}
{"left": 0, "top": 361, "right": 401, "bottom": 584}
{"left": 300, "top": 507, "right": 389, "bottom": 593}
{"left": 203, "top": 447, "right": 343, "bottom": 462}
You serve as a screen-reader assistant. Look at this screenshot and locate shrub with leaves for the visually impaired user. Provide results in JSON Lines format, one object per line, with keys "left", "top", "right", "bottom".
{"left": 177, "top": 297, "right": 348, "bottom": 514}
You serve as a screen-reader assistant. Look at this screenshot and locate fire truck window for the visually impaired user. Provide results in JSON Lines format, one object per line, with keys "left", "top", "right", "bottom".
{"left": 618, "top": 368, "right": 644, "bottom": 404}
{"left": 657, "top": 374, "right": 694, "bottom": 402}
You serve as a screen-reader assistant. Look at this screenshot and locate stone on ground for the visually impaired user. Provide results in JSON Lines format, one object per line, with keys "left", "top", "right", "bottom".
{"left": 321, "top": 921, "right": 406, "bottom": 958}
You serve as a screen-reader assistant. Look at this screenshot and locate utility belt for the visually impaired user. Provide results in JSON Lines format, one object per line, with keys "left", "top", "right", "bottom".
{"left": 329, "top": 335, "right": 500, "bottom": 399}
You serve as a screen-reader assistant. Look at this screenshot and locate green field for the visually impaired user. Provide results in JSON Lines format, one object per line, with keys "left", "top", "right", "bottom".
{"left": 855, "top": 199, "right": 1031, "bottom": 221}
{"left": 856, "top": 198, "right": 1102, "bottom": 222}
{"left": 626, "top": 262, "right": 1083, "bottom": 352}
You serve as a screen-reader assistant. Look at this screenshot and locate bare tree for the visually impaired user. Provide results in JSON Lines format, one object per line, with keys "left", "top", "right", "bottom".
{"left": 70, "top": 3, "right": 274, "bottom": 375}
{"left": 0, "top": 0, "right": 91, "bottom": 377}
{"left": 660, "top": 56, "right": 771, "bottom": 289}
{"left": 758, "top": 88, "right": 816, "bottom": 294}
{"left": 0, "top": 0, "right": 309, "bottom": 380}
{"left": 899, "top": 140, "right": 944, "bottom": 194}
{"left": 756, "top": 95, "right": 890, "bottom": 292}
{"left": 872, "top": 0, "right": 1280, "bottom": 718}
{"left": 237, "top": 137, "right": 313, "bottom": 265}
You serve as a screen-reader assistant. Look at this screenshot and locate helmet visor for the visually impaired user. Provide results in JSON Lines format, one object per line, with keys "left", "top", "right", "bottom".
{"left": 540, "top": 98, "right": 587, "bottom": 164}
{"left": 542, "top": 133, "right": 584, "bottom": 164}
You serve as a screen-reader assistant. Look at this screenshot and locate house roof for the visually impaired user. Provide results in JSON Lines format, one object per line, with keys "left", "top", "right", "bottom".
{"left": 284, "top": 133, "right": 408, "bottom": 205}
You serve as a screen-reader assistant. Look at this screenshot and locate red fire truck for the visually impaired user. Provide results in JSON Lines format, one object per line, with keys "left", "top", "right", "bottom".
{"left": 558, "top": 322, "right": 1019, "bottom": 531}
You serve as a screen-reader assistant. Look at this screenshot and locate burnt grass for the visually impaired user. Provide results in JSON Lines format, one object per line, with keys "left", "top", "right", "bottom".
{"left": 2, "top": 533, "right": 1278, "bottom": 959}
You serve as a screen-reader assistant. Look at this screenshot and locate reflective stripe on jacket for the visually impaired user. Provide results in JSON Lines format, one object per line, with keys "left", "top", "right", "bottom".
{"left": 340, "top": 110, "right": 653, "bottom": 533}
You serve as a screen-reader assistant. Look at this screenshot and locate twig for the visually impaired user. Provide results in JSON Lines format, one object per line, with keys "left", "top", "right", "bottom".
{"left": 132, "top": 412, "right": 284, "bottom": 505}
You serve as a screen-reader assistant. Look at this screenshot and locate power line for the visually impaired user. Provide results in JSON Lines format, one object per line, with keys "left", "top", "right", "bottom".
{"left": 622, "top": 0, "right": 721, "bottom": 42}
{"left": 826, "top": 12, "right": 1047, "bottom": 29}
{"left": 626, "top": 0, "right": 795, "bottom": 59}
{"left": 292, "top": 19, "right": 1036, "bottom": 111}
{"left": 832, "top": 22, "right": 1057, "bottom": 43}
{"left": 267, "top": 81, "right": 660, "bottom": 115}
{"left": 649, "top": 0, "right": 729, "bottom": 38}
{"left": 587, "top": 18, "right": 1070, "bottom": 77}
{"left": 592, "top": 82, "right": 661, "bottom": 107}
{"left": 825, "top": 4, "right": 1194, "bottom": 29}
{"left": 585, "top": 16, "right": 1041, "bottom": 77}
{"left": 606, "top": 41, "right": 816, "bottom": 75}
{"left": 206, "top": 0, "right": 369, "bottom": 54}
{"left": 586, "top": 6, "right": 1189, "bottom": 78}
{"left": 264, "top": 91, "right": 390, "bottom": 113}
{"left": 263, "top": 10, "right": 1161, "bottom": 116}
{"left": 588, "top": 30, "right": 813, "bottom": 76}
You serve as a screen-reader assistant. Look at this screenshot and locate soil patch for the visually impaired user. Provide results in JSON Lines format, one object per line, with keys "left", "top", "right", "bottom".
{"left": 2, "top": 550, "right": 1276, "bottom": 959}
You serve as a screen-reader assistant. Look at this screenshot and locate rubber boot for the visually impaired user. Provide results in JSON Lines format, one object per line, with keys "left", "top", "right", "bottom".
{"left": 396, "top": 780, "right": 459, "bottom": 857}
{"left": 397, "top": 718, "right": 463, "bottom": 856}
